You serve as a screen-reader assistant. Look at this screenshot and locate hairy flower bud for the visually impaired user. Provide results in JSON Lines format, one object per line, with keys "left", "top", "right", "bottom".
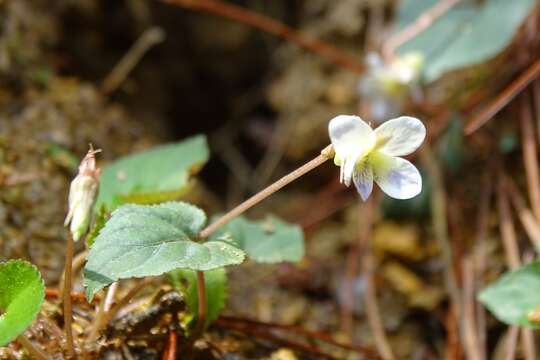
{"left": 64, "top": 146, "right": 101, "bottom": 241}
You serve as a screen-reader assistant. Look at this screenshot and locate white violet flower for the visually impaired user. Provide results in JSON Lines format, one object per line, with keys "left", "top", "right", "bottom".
{"left": 328, "top": 115, "right": 425, "bottom": 201}
{"left": 64, "top": 146, "right": 101, "bottom": 241}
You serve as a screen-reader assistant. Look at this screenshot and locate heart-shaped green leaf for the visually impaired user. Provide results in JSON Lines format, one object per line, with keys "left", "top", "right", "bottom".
{"left": 209, "top": 216, "right": 304, "bottom": 263}
{"left": 396, "top": 0, "right": 536, "bottom": 82}
{"left": 479, "top": 260, "right": 540, "bottom": 327}
{"left": 84, "top": 202, "right": 245, "bottom": 299}
{"left": 0, "top": 260, "right": 45, "bottom": 346}
{"left": 95, "top": 135, "right": 209, "bottom": 211}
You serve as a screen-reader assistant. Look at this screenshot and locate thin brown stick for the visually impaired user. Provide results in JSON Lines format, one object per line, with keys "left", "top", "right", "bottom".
{"left": 420, "top": 146, "right": 462, "bottom": 324}
{"left": 218, "top": 315, "right": 381, "bottom": 359}
{"left": 101, "top": 27, "right": 165, "bottom": 95}
{"left": 503, "top": 175, "right": 540, "bottom": 247}
{"left": 17, "top": 335, "right": 49, "bottom": 360}
{"left": 103, "top": 278, "right": 155, "bottom": 325}
{"left": 216, "top": 319, "right": 342, "bottom": 360}
{"left": 497, "top": 173, "right": 536, "bottom": 360}
{"left": 199, "top": 145, "right": 333, "bottom": 238}
{"left": 465, "top": 58, "right": 540, "bottom": 135}
{"left": 382, "top": 0, "right": 462, "bottom": 59}
{"left": 474, "top": 170, "right": 493, "bottom": 360}
{"left": 63, "top": 235, "right": 75, "bottom": 358}
{"left": 87, "top": 282, "right": 119, "bottom": 342}
{"left": 359, "top": 199, "right": 394, "bottom": 360}
{"left": 505, "top": 326, "right": 519, "bottom": 360}
{"left": 520, "top": 94, "right": 540, "bottom": 221}
{"left": 462, "top": 257, "right": 482, "bottom": 360}
{"left": 497, "top": 175, "right": 521, "bottom": 270}
{"left": 532, "top": 80, "right": 540, "bottom": 143}
{"left": 162, "top": 0, "right": 363, "bottom": 74}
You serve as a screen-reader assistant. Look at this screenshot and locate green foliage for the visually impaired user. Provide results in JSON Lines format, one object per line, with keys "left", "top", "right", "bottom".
{"left": 95, "top": 135, "right": 209, "bottom": 211}
{"left": 84, "top": 202, "right": 245, "bottom": 300}
{"left": 86, "top": 206, "right": 108, "bottom": 248}
{"left": 0, "top": 260, "right": 45, "bottom": 346}
{"left": 479, "top": 260, "right": 540, "bottom": 327}
{"left": 396, "top": 0, "right": 536, "bottom": 82}
{"left": 209, "top": 216, "right": 304, "bottom": 263}
{"left": 169, "top": 268, "right": 227, "bottom": 331}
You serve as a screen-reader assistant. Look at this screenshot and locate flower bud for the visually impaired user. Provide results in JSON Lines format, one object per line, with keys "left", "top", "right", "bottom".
{"left": 64, "top": 146, "right": 101, "bottom": 241}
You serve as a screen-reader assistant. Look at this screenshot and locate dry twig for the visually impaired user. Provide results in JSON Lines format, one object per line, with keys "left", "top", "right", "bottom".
{"left": 162, "top": 0, "right": 363, "bottom": 73}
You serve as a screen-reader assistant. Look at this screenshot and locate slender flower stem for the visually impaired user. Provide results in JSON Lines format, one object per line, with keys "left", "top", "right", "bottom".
{"left": 63, "top": 235, "right": 75, "bottom": 358}
{"left": 192, "top": 271, "right": 207, "bottom": 338}
{"left": 192, "top": 145, "right": 334, "bottom": 339}
{"left": 17, "top": 335, "right": 49, "bottom": 360}
{"left": 87, "top": 282, "right": 119, "bottom": 344}
{"left": 199, "top": 145, "right": 333, "bottom": 239}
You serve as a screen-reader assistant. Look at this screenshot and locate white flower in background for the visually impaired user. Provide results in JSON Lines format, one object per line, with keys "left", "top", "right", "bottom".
{"left": 358, "top": 52, "right": 424, "bottom": 123}
{"left": 328, "top": 115, "right": 425, "bottom": 201}
{"left": 64, "top": 146, "right": 101, "bottom": 241}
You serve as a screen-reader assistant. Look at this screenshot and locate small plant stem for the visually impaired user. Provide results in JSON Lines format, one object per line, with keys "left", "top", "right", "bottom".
{"left": 101, "top": 27, "right": 165, "bottom": 95}
{"left": 192, "top": 145, "right": 334, "bottom": 339}
{"left": 199, "top": 145, "right": 333, "bottom": 239}
{"left": 87, "top": 282, "right": 119, "bottom": 343}
{"left": 63, "top": 235, "right": 75, "bottom": 358}
{"left": 104, "top": 278, "right": 154, "bottom": 324}
{"left": 192, "top": 271, "right": 207, "bottom": 338}
{"left": 17, "top": 335, "right": 49, "bottom": 360}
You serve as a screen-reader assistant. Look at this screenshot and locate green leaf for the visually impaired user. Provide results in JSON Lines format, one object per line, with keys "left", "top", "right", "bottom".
{"left": 84, "top": 202, "right": 245, "bottom": 300}
{"left": 479, "top": 260, "right": 540, "bottom": 327}
{"left": 0, "top": 260, "right": 45, "bottom": 346}
{"left": 209, "top": 216, "right": 304, "bottom": 263}
{"left": 95, "top": 135, "right": 209, "bottom": 211}
{"left": 168, "top": 268, "right": 227, "bottom": 330}
{"left": 396, "top": 0, "right": 536, "bottom": 82}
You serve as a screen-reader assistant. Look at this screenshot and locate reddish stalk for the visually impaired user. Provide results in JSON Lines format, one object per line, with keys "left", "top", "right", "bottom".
{"left": 163, "top": 331, "right": 177, "bottom": 360}
{"left": 162, "top": 0, "right": 363, "bottom": 73}
{"left": 63, "top": 235, "right": 75, "bottom": 358}
{"left": 465, "top": 58, "right": 540, "bottom": 135}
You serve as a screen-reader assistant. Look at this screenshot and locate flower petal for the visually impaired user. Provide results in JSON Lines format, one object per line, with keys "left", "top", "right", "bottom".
{"left": 373, "top": 155, "right": 422, "bottom": 200}
{"left": 374, "top": 116, "right": 426, "bottom": 156}
{"left": 353, "top": 163, "right": 373, "bottom": 201}
{"left": 328, "top": 115, "right": 376, "bottom": 160}
{"left": 342, "top": 156, "right": 357, "bottom": 187}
